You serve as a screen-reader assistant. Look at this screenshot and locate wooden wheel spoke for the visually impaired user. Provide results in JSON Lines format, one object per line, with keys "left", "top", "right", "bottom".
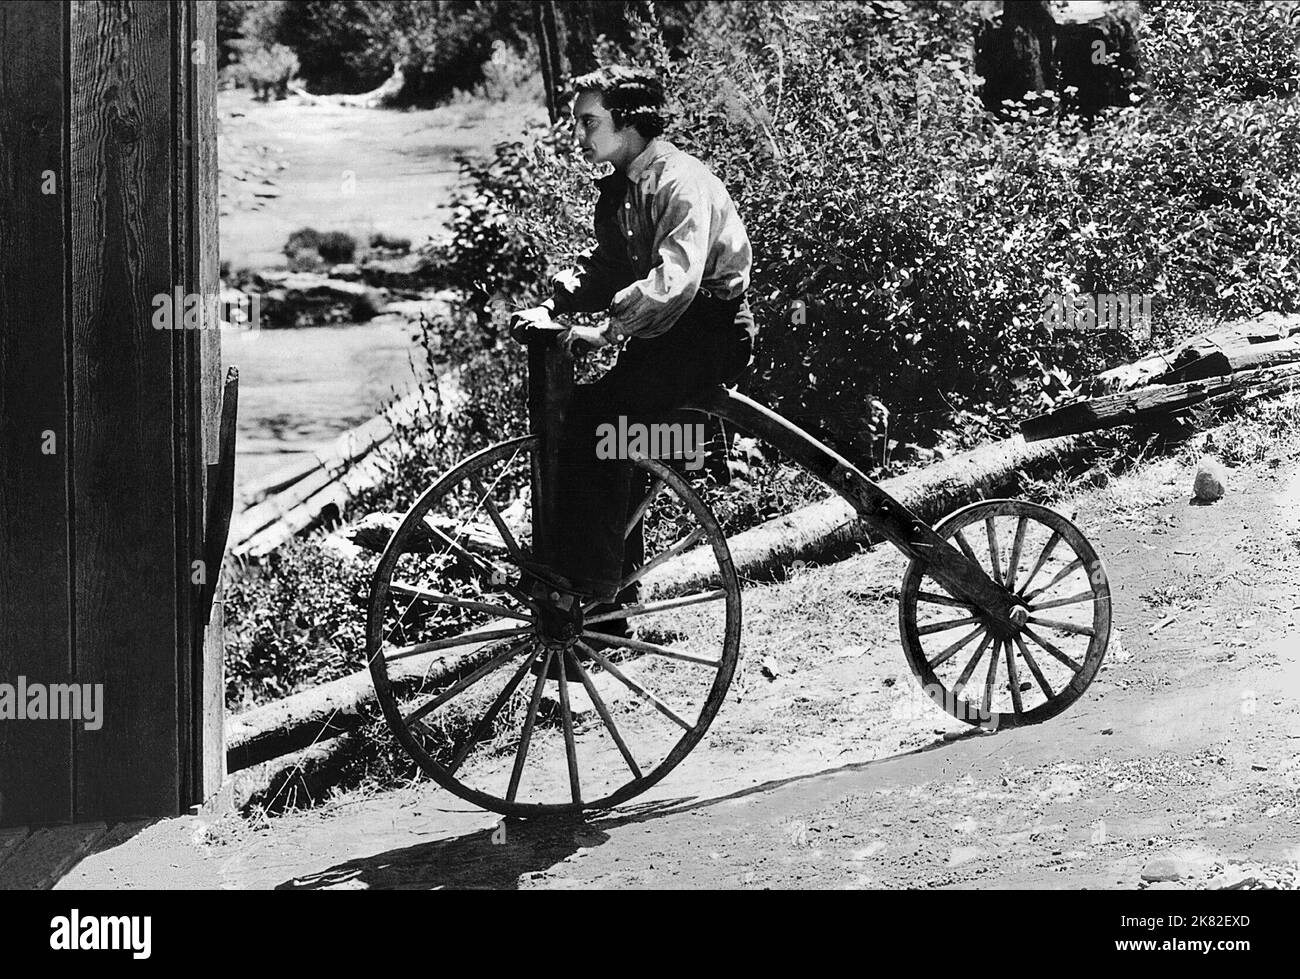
{"left": 918, "top": 613, "right": 983, "bottom": 636}
{"left": 952, "top": 529, "right": 982, "bottom": 569}
{"left": 917, "top": 590, "right": 975, "bottom": 610}
{"left": 448, "top": 645, "right": 543, "bottom": 776}
{"left": 390, "top": 582, "right": 534, "bottom": 623}
{"left": 1004, "top": 639, "right": 1024, "bottom": 715}
{"left": 1016, "top": 530, "right": 1062, "bottom": 598}
{"left": 1022, "top": 626, "right": 1084, "bottom": 673}
{"left": 575, "top": 641, "right": 692, "bottom": 731}
{"left": 1012, "top": 633, "right": 1054, "bottom": 699}
{"left": 954, "top": 631, "right": 995, "bottom": 691}
{"left": 985, "top": 516, "right": 1003, "bottom": 586}
{"left": 981, "top": 632, "right": 1000, "bottom": 715}
{"left": 580, "top": 631, "right": 719, "bottom": 667}
{"left": 1005, "top": 515, "right": 1029, "bottom": 593}
{"left": 470, "top": 477, "right": 529, "bottom": 566}
{"left": 1029, "top": 590, "right": 1098, "bottom": 612}
{"left": 381, "top": 447, "right": 529, "bottom": 648}
{"left": 569, "top": 656, "right": 643, "bottom": 780}
{"left": 404, "top": 638, "right": 533, "bottom": 727}
{"left": 619, "top": 527, "right": 707, "bottom": 591}
{"left": 1026, "top": 614, "right": 1094, "bottom": 637}
{"left": 927, "top": 625, "right": 985, "bottom": 668}
{"left": 366, "top": 435, "right": 746, "bottom": 814}
{"left": 1022, "top": 556, "right": 1085, "bottom": 603}
{"left": 424, "top": 524, "right": 539, "bottom": 613}
{"left": 507, "top": 647, "right": 554, "bottom": 803}
{"left": 386, "top": 624, "right": 535, "bottom": 663}
{"left": 902, "top": 501, "right": 1111, "bottom": 730}
{"left": 585, "top": 588, "right": 727, "bottom": 624}
{"left": 625, "top": 478, "right": 666, "bottom": 540}
{"left": 555, "top": 653, "right": 582, "bottom": 806}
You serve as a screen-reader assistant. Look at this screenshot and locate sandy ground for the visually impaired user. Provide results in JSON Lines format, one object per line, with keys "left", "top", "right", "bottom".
{"left": 56, "top": 419, "right": 1300, "bottom": 890}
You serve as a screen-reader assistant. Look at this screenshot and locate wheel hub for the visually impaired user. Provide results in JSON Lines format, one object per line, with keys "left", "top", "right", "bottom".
{"left": 984, "top": 600, "right": 1030, "bottom": 639}
{"left": 535, "top": 592, "right": 585, "bottom": 646}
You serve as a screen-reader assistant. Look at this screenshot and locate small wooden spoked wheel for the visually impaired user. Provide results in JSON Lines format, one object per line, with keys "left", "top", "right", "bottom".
{"left": 364, "top": 435, "right": 741, "bottom": 816}
{"left": 898, "top": 499, "right": 1111, "bottom": 729}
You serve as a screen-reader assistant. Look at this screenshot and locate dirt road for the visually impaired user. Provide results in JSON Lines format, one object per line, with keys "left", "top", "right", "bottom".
{"left": 60, "top": 421, "right": 1300, "bottom": 889}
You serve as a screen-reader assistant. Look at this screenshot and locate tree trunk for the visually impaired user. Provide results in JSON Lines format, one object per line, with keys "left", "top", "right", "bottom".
{"left": 562, "top": 0, "right": 601, "bottom": 77}
{"left": 975, "top": 0, "right": 1143, "bottom": 117}
{"left": 535, "top": 0, "right": 562, "bottom": 122}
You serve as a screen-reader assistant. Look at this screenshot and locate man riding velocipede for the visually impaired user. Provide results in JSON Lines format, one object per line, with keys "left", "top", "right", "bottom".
{"left": 509, "top": 65, "right": 757, "bottom": 676}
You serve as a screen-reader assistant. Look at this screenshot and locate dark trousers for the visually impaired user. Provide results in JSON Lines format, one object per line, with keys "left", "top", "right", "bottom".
{"left": 553, "top": 292, "right": 755, "bottom": 596}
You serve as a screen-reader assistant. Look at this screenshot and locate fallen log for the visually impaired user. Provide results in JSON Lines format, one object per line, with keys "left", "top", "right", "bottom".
{"left": 346, "top": 511, "right": 515, "bottom": 558}
{"left": 1152, "top": 336, "right": 1300, "bottom": 385}
{"left": 237, "top": 397, "right": 400, "bottom": 508}
{"left": 225, "top": 624, "right": 518, "bottom": 771}
{"left": 231, "top": 378, "right": 462, "bottom": 557}
{"left": 1022, "top": 361, "right": 1300, "bottom": 441}
{"left": 1083, "top": 312, "right": 1300, "bottom": 396}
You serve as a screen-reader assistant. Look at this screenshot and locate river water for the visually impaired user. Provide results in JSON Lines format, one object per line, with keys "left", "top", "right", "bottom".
{"left": 223, "top": 318, "right": 429, "bottom": 498}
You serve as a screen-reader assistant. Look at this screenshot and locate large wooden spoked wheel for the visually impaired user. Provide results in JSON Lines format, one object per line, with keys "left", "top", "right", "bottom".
{"left": 365, "top": 435, "right": 742, "bottom": 816}
{"left": 899, "top": 499, "right": 1111, "bottom": 729}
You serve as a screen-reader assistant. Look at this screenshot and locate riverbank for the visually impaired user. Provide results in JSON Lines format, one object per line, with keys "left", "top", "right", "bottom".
{"left": 219, "top": 87, "right": 545, "bottom": 270}
{"left": 217, "top": 86, "right": 545, "bottom": 497}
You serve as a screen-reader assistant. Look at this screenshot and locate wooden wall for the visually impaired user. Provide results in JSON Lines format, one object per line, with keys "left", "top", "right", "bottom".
{"left": 0, "top": 0, "right": 223, "bottom": 826}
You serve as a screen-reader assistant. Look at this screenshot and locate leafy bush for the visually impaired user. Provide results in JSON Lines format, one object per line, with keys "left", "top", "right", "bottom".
{"left": 433, "top": 0, "right": 1300, "bottom": 470}
{"left": 318, "top": 231, "right": 357, "bottom": 264}
{"left": 465, "top": 37, "right": 545, "bottom": 104}
{"left": 1143, "top": 0, "right": 1300, "bottom": 103}
{"left": 282, "top": 227, "right": 357, "bottom": 265}
{"left": 223, "top": 539, "right": 369, "bottom": 711}
{"left": 424, "top": 129, "right": 572, "bottom": 320}
{"left": 369, "top": 231, "right": 411, "bottom": 253}
{"left": 225, "top": 38, "right": 300, "bottom": 101}
{"left": 247, "top": 0, "right": 534, "bottom": 103}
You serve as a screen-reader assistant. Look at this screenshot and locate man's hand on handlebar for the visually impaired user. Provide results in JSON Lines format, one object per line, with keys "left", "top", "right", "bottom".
{"left": 509, "top": 304, "right": 612, "bottom": 358}
{"left": 558, "top": 323, "right": 611, "bottom": 358}
{"left": 508, "top": 304, "right": 558, "bottom": 342}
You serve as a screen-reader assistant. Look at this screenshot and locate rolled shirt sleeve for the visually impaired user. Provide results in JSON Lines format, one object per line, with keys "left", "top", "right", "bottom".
{"left": 608, "top": 175, "right": 713, "bottom": 339}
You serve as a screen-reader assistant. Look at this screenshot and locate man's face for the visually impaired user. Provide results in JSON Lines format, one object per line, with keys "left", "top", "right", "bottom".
{"left": 572, "top": 90, "right": 637, "bottom": 166}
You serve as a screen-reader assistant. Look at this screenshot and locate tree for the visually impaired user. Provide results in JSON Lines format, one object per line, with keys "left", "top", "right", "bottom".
{"left": 975, "top": 0, "right": 1144, "bottom": 116}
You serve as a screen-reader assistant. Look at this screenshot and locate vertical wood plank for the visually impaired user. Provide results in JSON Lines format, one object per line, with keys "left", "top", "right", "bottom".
{"left": 197, "top": 0, "right": 225, "bottom": 803}
{"left": 172, "top": 0, "right": 196, "bottom": 817}
{"left": 187, "top": 0, "right": 224, "bottom": 804}
{"left": 0, "top": 0, "right": 75, "bottom": 826}
{"left": 69, "top": 0, "right": 179, "bottom": 819}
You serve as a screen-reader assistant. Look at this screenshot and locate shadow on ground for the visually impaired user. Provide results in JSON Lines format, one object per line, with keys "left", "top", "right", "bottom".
{"left": 276, "top": 729, "right": 990, "bottom": 889}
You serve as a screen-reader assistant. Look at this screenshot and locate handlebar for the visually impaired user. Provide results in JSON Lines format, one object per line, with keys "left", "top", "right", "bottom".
{"left": 509, "top": 310, "right": 600, "bottom": 356}
{"left": 509, "top": 319, "right": 567, "bottom": 344}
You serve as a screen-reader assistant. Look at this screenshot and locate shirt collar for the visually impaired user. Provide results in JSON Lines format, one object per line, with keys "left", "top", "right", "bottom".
{"left": 624, "top": 138, "right": 676, "bottom": 184}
